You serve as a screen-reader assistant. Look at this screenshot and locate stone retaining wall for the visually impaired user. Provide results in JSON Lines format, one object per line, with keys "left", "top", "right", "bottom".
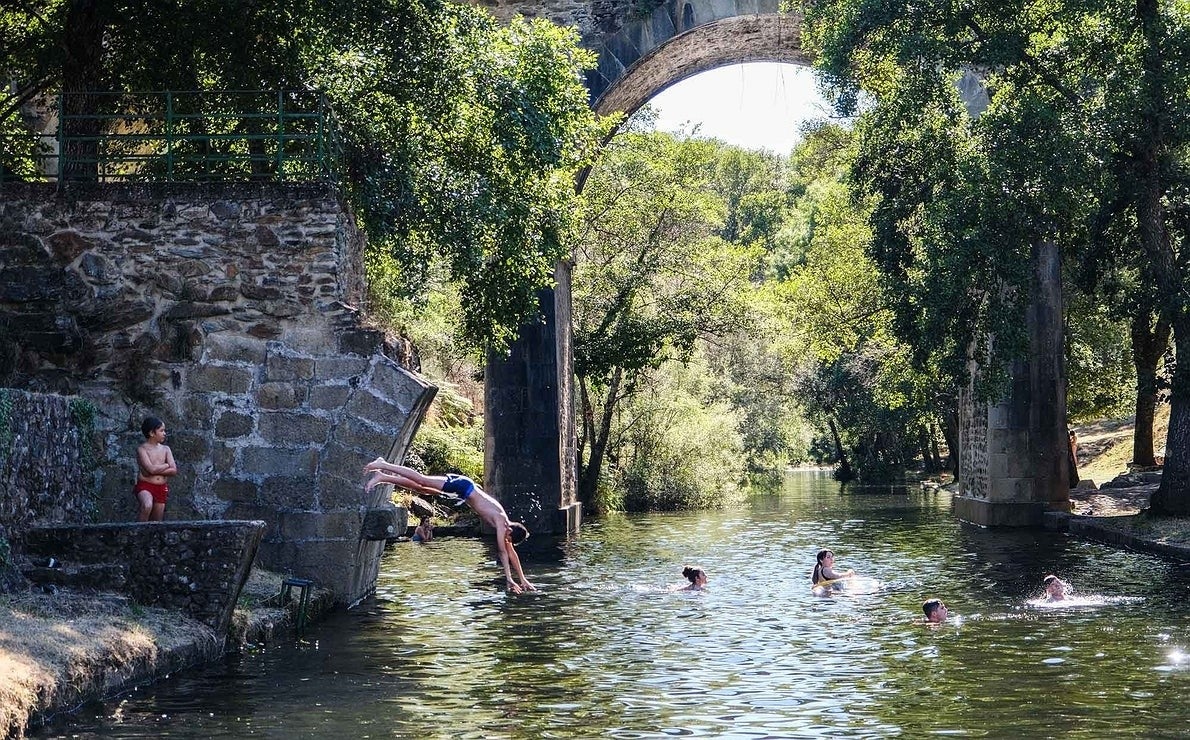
{"left": 0, "top": 390, "right": 99, "bottom": 536}
{"left": 1, "top": 184, "right": 437, "bottom": 603}
{"left": 22, "top": 521, "right": 265, "bottom": 634}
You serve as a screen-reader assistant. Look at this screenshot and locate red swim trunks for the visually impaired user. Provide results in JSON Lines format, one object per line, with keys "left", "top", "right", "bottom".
{"left": 133, "top": 480, "right": 169, "bottom": 505}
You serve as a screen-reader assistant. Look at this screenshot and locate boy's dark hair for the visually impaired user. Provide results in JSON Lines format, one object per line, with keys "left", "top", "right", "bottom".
{"left": 141, "top": 416, "right": 164, "bottom": 438}
{"left": 509, "top": 522, "right": 530, "bottom": 546}
{"left": 923, "top": 598, "right": 944, "bottom": 618}
{"left": 1043, "top": 574, "right": 1061, "bottom": 587}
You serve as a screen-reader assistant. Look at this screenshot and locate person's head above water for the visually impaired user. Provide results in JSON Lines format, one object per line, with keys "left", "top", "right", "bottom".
{"left": 506, "top": 521, "right": 530, "bottom": 546}
{"left": 1043, "top": 574, "right": 1067, "bottom": 601}
{"left": 682, "top": 566, "right": 707, "bottom": 589}
{"left": 817, "top": 549, "right": 834, "bottom": 565}
{"left": 923, "top": 598, "right": 948, "bottom": 623}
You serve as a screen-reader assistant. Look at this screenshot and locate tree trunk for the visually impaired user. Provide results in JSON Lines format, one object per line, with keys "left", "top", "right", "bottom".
{"left": 941, "top": 410, "right": 960, "bottom": 477}
{"left": 1135, "top": 0, "right": 1188, "bottom": 514}
{"left": 60, "top": 0, "right": 112, "bottom": 182}
{"left": 575, "top": 367, "right": 622, "bottom": 511}
{"left": 1151, "top": 316, "right": 1190, "bottom": 514}
{"left": 929, "top": 422, "right": 944, "bottom": 471}
{"left": 829, "top": 416, "right": 854, "bottom": 481}
{"left": 1130, "top": 309, "right": 1169, "bottom": 467}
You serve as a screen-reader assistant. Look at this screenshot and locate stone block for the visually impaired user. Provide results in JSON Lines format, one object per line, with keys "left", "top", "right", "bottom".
{"left": 257, "top": 411, "right": 331, "bottom": 446}
{"left": 314, "top": 356, "right": 369, "bottom": 381}
{"left": 361, "top": 506, "right": 402, "bottom": 541}
{"left": 256, "top": 382, "right": 305, "bottom": 410}
{"left": 240, "top": 446, "right": 319, "bottom": 478}
{"left": 281, "top": 510, "right": 363, "bottom": 541}
{"left": 213, "top": 477, "right": 258, "bottom": 502}
{"left": 989, "top": 476, "right": 1034, "bottom": 502}
{"left": 260, "top": 476, "right": 318, "bottom": 510}
{"left": 169, "top": 431, "right": 210, "bottom": 462}
{"left": 213, "top": 410, "right": 253, "bottom": 439}
{"left": 308, "top": 384, "right": 351, "bottom": 410}
{"left": 281, "top": 327, "right": 337, "bottom": 355}
{"left": 345, "top": 390, "right": 405, "bottom": 428}
{"left": 186, "top": 364, "right": 254, "bottom": 394}
{"left": 211, "top": 442, "right": 237, "bottom": 474}
{"left": 367, "top": 360, "right": 429, "bottom": 413}
{"left": 332, "top": 417, "right": 390, "bottom": 455}
{"left": 338, "top": 328, "right": 383, "bottom": 356}
{"left": 953, "top": 496, "right": 1044, "bottom": 527}
{"left": 317, "top": 472, "right": 371, "bottom": 510}
{"left": 265, "top": 352, "right": 315, "bottom": 382}
{"left": 204, "top": 333, "right": 267, "bottom": 364}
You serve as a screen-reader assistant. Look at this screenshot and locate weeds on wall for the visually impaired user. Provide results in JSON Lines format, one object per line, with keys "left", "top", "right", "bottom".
{"left": 69, "top": 398, "right": 101, "bottom": 522}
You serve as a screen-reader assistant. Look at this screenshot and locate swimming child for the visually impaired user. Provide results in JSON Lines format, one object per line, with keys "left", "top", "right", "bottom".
{"left": 923, "top": 598, "right": 948, "bottom": 623}
{"left": 364, "top": 459, "right": 535, "bottom": 594}
{"left": 811, "top": 549, "right": 855, "bottom": 585}
{"left": 679, "top": 566, "right": 707, "bottom": 591}
{"left": 412, "top": 515, "right": 434, "bottom": 543}
{"left": 1043, "top": 574, "right": 1067, "bottom": 602}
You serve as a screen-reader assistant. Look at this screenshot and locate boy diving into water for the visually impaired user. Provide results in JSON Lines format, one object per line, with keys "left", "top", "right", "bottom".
{"left": 365, "top": 459, "right": 536, "bottom": 594}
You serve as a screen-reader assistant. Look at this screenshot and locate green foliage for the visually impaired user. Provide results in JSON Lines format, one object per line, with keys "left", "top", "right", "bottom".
{"left": 1066, "top": 291, "right": 1136, "bottom": 422}
{"left": 1, "top": 1, "right": 609, "bottom": 353}
{"left": 409, "top": 416, "right": 484, "bottom": 482}
{"left": 616, "top": 360, "right": 747, "bottom": 512}
{"left": 574, "top": 127, "right": 763, "bottom": 510}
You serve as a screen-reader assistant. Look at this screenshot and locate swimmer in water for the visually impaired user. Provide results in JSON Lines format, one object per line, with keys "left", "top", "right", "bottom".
{"left": 811, "top": 549, "right": 855, "bottom": 586}
{"left": 679, "top": 566, "right": 707, "bottom": 591}
{"left": 1043, "top": 574, "right": 1067, "bottom": 602}
{"left": 923, "top": 598, "right": 948, "bottom": 624}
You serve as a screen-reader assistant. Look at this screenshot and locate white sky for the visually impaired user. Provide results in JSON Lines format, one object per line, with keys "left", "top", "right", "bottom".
{"left": 648, "top": 63, "right": 838, "bottom": 155}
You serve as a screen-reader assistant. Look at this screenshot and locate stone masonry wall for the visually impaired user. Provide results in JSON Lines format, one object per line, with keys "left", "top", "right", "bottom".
{"left": 22, "top": 521, "right": 265, "bottom": 634}
{"left": 0, "top": 184, "right": 437, "bottom": 603}
{"left": 0, "top": 390, "right": 99, "bottom": 536}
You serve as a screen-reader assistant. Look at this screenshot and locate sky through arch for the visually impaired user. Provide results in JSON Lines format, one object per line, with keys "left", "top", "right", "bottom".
{"left": 647, "top": 63, "right": 838, "bottom": 154}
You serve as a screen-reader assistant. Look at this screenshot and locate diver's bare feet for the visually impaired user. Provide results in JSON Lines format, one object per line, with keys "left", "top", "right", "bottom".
{"left": 364, "top": 456, "right": 388, "bottom": 472}
{"left": 365, "top": 471, "right": 387, "bottom": 491}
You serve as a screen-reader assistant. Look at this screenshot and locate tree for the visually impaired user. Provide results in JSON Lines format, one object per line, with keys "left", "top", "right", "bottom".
{"left": 801, "top": 0, "right": 1190, "bottom": 512}
{"left": 573, "top": 128, "right": 758, "bottom": 510}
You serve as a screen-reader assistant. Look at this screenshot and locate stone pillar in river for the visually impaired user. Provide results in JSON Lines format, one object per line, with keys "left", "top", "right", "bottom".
{"left": 954, "top": 241, "right": 1070, "bottom": 526}
{"left": 485, "top": 261, "right": 581, "bottom": 536}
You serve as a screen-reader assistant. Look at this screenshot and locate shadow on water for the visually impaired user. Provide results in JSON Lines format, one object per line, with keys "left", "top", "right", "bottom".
{"left": 34, "top": 472, "right": 1190, "bottom": 739}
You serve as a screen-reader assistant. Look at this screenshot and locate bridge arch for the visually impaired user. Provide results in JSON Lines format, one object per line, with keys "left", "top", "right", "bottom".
{"left": 588, "top": 8, "right": 805, "bottom": 116}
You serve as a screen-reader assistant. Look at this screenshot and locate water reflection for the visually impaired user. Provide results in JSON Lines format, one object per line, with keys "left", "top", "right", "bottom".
{"left": 37, "top": 472, "right": 1190, "bottom": 738}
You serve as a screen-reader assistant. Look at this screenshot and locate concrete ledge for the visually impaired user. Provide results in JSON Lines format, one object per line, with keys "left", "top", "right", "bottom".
{"left": 1044, "top": 512, "right": 1190, "bottom": 561}
{"left": 953, "top": 496, "right": 1044, "bottom": 527}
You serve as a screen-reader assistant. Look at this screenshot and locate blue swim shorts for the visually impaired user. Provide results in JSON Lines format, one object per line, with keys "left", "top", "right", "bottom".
{"left": 441, "top": 474, "right": 476, "bottom": 501}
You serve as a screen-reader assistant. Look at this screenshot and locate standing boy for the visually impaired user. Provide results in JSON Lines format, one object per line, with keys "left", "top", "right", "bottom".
{"left": 134, "top": 416, "right": 177, "bottom": 522}
{"left": 365, "top": 458, "right": 535, "bottom": 593}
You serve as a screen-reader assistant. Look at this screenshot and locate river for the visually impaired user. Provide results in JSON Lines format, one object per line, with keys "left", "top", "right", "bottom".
{"left": 36, "top": 472, "right": 1190, "bottom": 738}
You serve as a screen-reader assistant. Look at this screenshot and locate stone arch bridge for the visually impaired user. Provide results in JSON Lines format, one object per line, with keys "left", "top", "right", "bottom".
{"left": 481, "top": 0, "right": 1069, "bottom": 533}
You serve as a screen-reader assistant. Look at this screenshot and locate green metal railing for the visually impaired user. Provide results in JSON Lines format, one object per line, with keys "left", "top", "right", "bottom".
{"left": 0, "top": 90, "right": 343, "bottom": 184}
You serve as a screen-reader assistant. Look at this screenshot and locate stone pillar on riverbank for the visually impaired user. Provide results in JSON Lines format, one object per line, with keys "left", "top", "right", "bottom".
{"left": 955, "top": 241, "right": 1070, "bottom": 526}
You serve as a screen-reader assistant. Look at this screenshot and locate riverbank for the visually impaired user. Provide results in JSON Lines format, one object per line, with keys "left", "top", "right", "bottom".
{"left": 0, "top": 568, "right": 331, "bottom": 739}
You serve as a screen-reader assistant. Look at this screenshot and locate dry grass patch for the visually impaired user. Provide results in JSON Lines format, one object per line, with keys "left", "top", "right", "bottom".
{"left": 0, "top": 590, "right": 216, "bottom": 739}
